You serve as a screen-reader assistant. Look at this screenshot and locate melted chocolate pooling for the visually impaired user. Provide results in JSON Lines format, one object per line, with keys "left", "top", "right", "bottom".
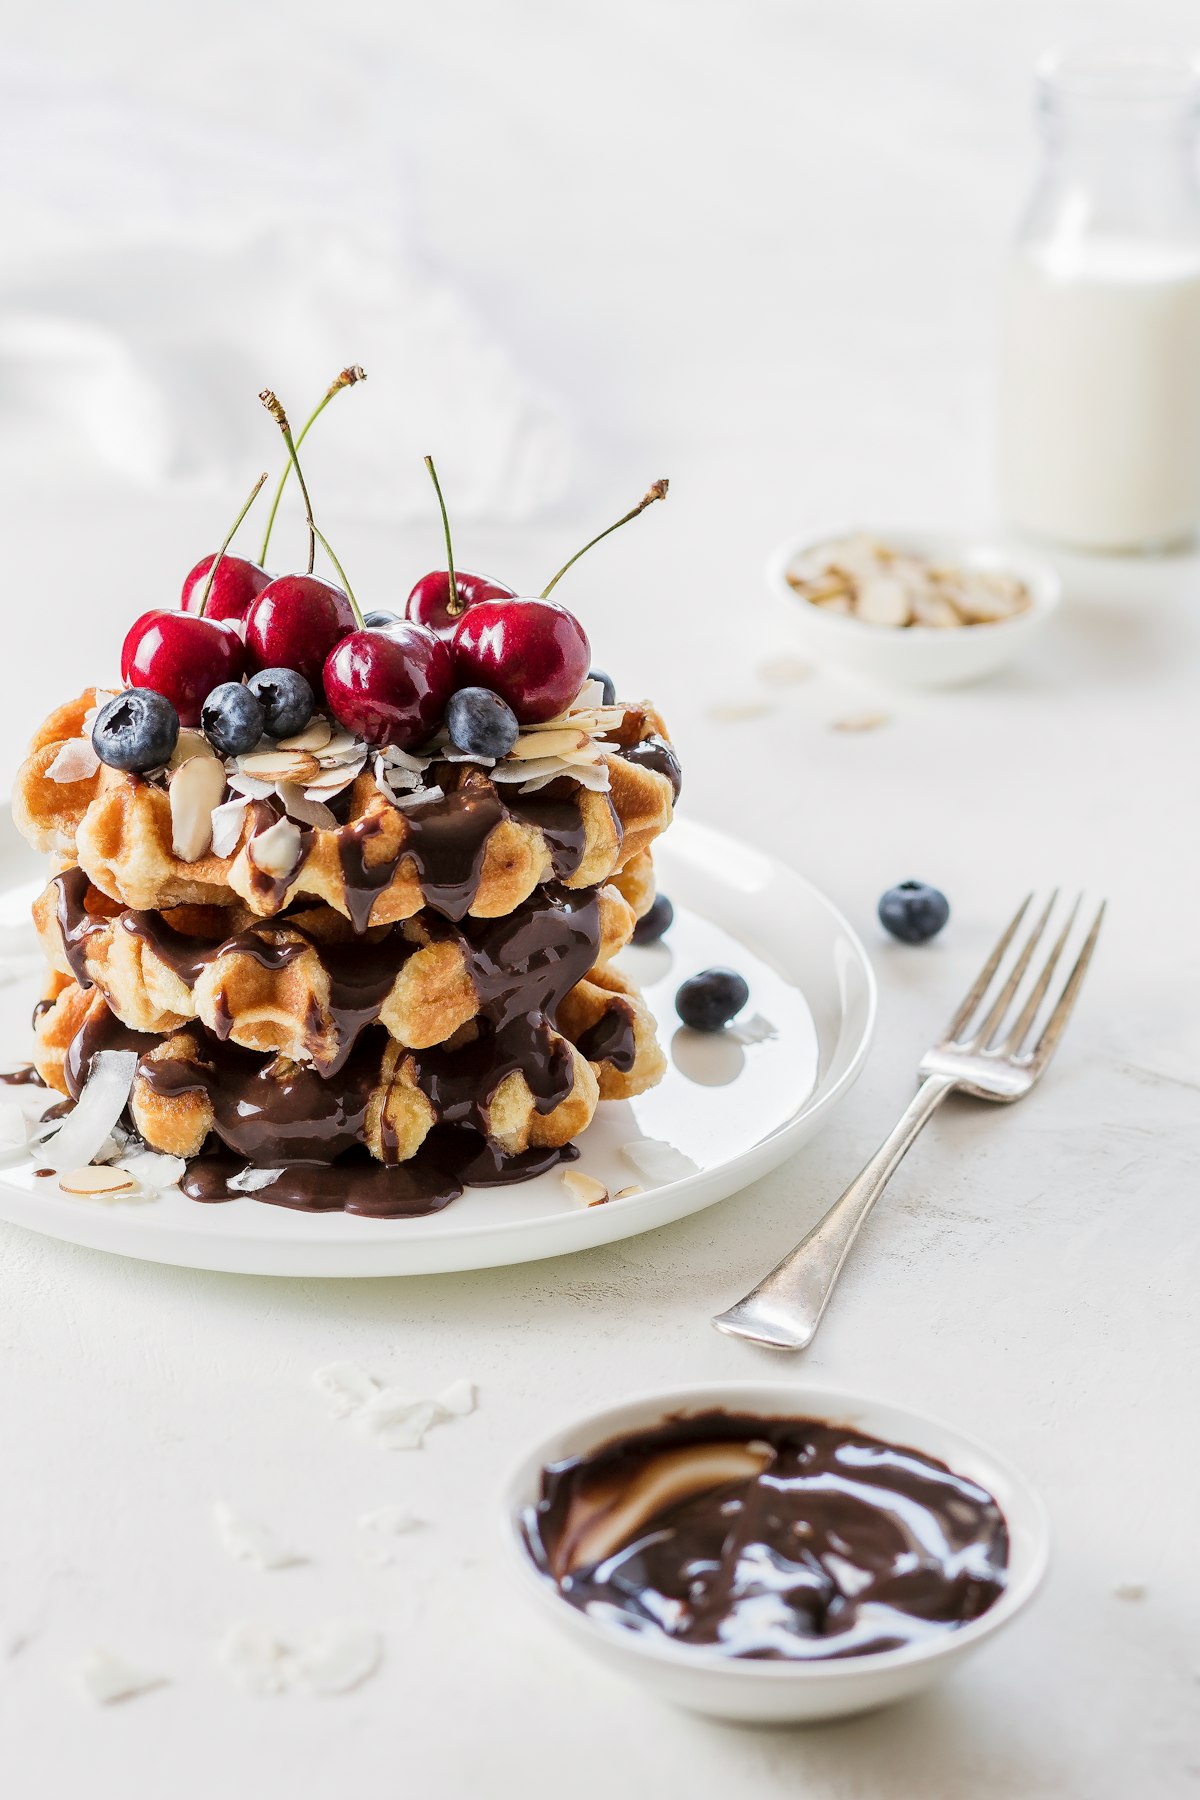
{"left": 525, "top": 1411, "right": 1009, "bottom": 1661}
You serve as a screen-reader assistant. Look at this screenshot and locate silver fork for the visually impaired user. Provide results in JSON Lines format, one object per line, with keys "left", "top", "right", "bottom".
{"left": 712, "top": 891, "right": 1105, "bottom": 1352}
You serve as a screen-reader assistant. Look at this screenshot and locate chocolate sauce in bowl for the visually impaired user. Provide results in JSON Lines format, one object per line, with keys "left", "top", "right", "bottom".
{"left": 524, "top": 1412, "right": 1008, "bottom": 1661}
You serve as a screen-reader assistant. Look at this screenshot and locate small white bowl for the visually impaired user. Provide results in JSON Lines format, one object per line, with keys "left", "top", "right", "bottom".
{"left": 501, "top": 1381, "right": 1048, "bottom": 1725}
{"left": 767, "top": 528, "right": 1061, "bottom": 690}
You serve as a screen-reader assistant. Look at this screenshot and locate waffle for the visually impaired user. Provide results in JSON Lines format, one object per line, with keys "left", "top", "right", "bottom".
{"left": 33, "top": 970, "right": 664, "bottom": 1164}
{"left": 15, "top": 690, "right": 678, "bottom": 926}
{"left": 34, "top": 868, "right": 638, "bottom": 1073}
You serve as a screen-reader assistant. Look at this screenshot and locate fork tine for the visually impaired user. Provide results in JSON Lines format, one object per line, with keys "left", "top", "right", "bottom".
{"left": 967, "top": 889, "right": 1060, "bottom": 1051}
{"left": 943, "top": 893, "right": 1032, "bottom": 1043}
{"left": 1028, "top": 901, "right": 1106, "bottom": 1070}
{"left": 997, "top": 893, "right": 1082, "bottom": 1056}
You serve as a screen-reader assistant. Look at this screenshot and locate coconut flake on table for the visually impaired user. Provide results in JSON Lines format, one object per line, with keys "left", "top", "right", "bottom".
{"left": 435, "top": 1378, "right": 476, "bottom": 1417}
{"left": 71, "top": 1646, "right": 166, "bottom": 1706}
{"left": 620, "top": 1138, "right": 700, "bottom": 1184}
{"left": 216, "top": 1621, "right": 382, "bottom": 1697}
{"left": 0, "top": 1102, "right": 31, "bottom": 1161}
{"left": 311, "top": 1360, "right": 381, "bottom": 1418}
{"left": 212, "top": 1501, "right": 305, "bottom": 1571}
{"left": 357, "top": 1505, "right": 423, "bottom": 1537}
{"left": 47, "top": 738, "right": 100, "bottom": 783}
{"left": 38, "top": 1050, "right": 137, "bottom": 1172}
{"left": 353, "top": 1391, "right": 440, "bottom": 1450}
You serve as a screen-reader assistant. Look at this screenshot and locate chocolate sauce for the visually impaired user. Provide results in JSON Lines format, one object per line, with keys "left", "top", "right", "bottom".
{"left": 618, "top": 734, "right": 682, "bottom": 801}
{"left": 120, "top": 910, "right": 227, "bottom": 987}
{"left": 0, "top": 1064, "right": 45, "bottom": 1087}
{"left": 179, "top": 1132, "right": 578, "bottom": 1218}
{"left": 507, "top": 782, "right": 590, "bottom": 880}
{"left": 52, "top": 866, "right": 106, "bottom": 988}
{"left": 339, "top": 784, "right": 507, "bottom": 930}
{"left": 63, "top": 1006, "right": 161, "bottom": 1101}
{"left": 525, "top": 1412, "right": 1008, "bottom": 1662}
{"left": 575, "top": 1002, "right": 636, "bottom": 1073}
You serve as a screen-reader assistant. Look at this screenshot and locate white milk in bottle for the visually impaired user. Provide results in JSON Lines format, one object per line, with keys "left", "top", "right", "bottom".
{"left": 998, "top": 51, "right": 1200, "bottom": 551}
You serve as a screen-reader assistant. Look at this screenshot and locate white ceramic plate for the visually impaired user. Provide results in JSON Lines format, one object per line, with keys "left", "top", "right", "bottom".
{"left": 0, "top": 814, "right": 875, "bottom": 1277}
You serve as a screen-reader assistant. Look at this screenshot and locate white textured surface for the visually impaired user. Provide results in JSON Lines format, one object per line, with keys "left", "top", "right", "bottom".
{"left": 1, "top": 2, "right": 1198, "bottom": 1797}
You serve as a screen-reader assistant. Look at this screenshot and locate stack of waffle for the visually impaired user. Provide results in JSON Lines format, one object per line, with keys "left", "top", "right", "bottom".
{"left": 14, "top": 684, "right": 680, "bottom": 1215}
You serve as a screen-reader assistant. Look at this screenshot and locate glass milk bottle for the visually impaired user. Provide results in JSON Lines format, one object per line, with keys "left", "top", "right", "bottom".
{"left": 999, "top": 50, "right": 1200, "bottom": 551}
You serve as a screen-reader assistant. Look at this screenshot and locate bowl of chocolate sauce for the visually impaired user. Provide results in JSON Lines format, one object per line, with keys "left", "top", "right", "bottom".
{"left": 503, "top": 1382, "right": 1048, "bottom": 1723}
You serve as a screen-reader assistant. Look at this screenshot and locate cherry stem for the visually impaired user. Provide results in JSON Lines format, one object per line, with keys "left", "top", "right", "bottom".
{"left": 196, "top": 471, "right": 270, "bottom": 617}
{"left": 258, "top": 365, "right": 366, "bottom": 565}
{"left": 259, "top": 389, "right": 364, "bottom": 626}
{"left": 539, "top": 479, "right": 669, "bottom": 599}
{"left": 424, "top": 455, "right": 460, "bottom": 616}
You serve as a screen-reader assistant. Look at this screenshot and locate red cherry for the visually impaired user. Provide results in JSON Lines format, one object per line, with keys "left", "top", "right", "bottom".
{"left": 180, "top": 553, "right": 271, "bottom": 623}
{"left": 405, "top": 570, "right": 517, "bottom": 636}
{"left": 451, "top": 599, "right": 590, "bottom": 724}
{"left": 323, "top": 625, "right": 455, "bottom": 748}
{"left": 121, "top": 611, "right": 245, "bottom": 727}
{"left": 244, "top": 574, "right": 357, "bottom": 690}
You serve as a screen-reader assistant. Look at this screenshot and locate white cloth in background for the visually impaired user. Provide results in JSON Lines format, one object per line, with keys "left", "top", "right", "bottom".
{"left": 0, "top": 56, "right": 576, "bottom": 521}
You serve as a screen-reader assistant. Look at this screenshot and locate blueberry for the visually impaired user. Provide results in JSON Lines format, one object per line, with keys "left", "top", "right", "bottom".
{"left": 632, "top": 893, "right": 674, "bottom": 945}
{"left": 878, "top": 880, "right": 950, "bottom": 945}
{"left": 363, "top": 610, "right": 401, "bottom": 629}
{"left": 246, "top": 667, "right": 315, "bottom": 739}
{"left": 91, "top": 689, "right": 179, "bottom": 773}
{"left": 589, "top": 667, "right": 616, "bottom": 705}
{"left": 201, "top": 682, "right": 265, "bottom": 758}
{"left": 675, "top": 967, "right": 749, "bottom": 1032}
{"left": 446, "top": 686, "right": 520, "bottom": 760}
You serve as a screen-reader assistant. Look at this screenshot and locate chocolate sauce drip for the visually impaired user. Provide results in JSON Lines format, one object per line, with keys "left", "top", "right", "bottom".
{"left": 0, "top": 1063, "right": 45, "bottom": 1086}
{"left": 525, "top": 1412, "right": 1009, "bottom": 1662}
{"left": 575, "top": 1002, "right": 636, "bottom": 1073}
{"left": 179, "top": 1133, "right": 578, "bottom": 1218}
{"left": 618, "top": 734, "right": 682, "bottom": 801}
{"left": 507, "top": 782, "right": 589, "bottom": 880}
{"left": 338, "top": 784, "right": 507, "bottom": 930}
{"left": 119, "top": 910, "right": 226, "bottom": 987}
{"left": 52, "top": 866, "right": 107, "bottom": 988}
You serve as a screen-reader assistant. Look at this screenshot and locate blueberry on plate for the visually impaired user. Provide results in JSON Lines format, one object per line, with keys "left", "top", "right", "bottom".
{"left": 363, "top": 610, "right": 401, "bottom": 629}
{"left": 246, "top": 667, "right": 315, "bottom": 739}
{"left": 92, "top": 689, "right": 179, "bottom": 773}
{"left": 446, "top": 686, "right": 520, "bottom": 761}
{"left": 589, "top": 668, "right": 617, "bottom": 705}
{"left": 878, "top": 880, "right": 950, "bottom": 944}
{"left": 632, "top": 893, "right": 674, "bottom": 945}
{"left": 201, "top": 682, "right": 265, "bottom": 758}
{"left": 675, "top": 967, "right": 749, "bottom": 1032}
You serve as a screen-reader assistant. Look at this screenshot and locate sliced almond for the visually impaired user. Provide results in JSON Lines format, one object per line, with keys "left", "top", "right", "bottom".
{"left": 831, "top": 711, "right": 890, "bottom": 733}
{"left": 239, "top": 750, "right": 321, "bottom": 784}
{"left": 59, "top": 1165, "right": 136, "bottom": 1197}
{"left": 614, "top": 1185, "right": 644, "bottom": 1199}
{"left": 247, "top": 816, "right": 303, "bottom": 880}
{"left": 169, "top": 729, "right": 218, "bottom": 771}
{"left": 560, "top": 1168, "right": 608, "bottom": 1206}
{"left": 317, "top": 731, "right": 367, "bottom": 764}
{"left": 305, "top": 759, "right": 366, "bottom": 797}
{"left": 855, "top": 574, "right": 911, "bottom": 627}
{"left": 276, "top": 783, "right": 337, "bottom": 831}
{"left": 277, "top": 717, "right": 332, "bottom": 753}
{"left": 508, "top": 729, "right": 591, "bottom": 761}
{"left": 210, "top": 797, "right": 250, "bottom": 859}
{"left": 170, "top": 755, "right": 228, "bottom": 861}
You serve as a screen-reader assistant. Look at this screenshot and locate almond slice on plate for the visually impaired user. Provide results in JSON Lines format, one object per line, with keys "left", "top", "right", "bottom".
{"left": 59, "top": 1165, "right": 137, "bottom": 1197}
{"left": 508, "top": 729, "right": 591, "bottom": 761}
{"left": 277, "top": 717, "right": 333, "bottom": 753}
{"left": 239, "top": 750, "right": 321, "bottom": 784}
{"left": 170, "top": 755, "right": 228, "bottom": 861}
{"left": 560, "top": 1168, "right": 608, "bottom": 1206}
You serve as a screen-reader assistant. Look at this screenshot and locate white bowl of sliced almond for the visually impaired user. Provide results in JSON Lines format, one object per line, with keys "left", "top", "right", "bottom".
{"left": 767, "top": 528, "right": 1061, "bottom": 689}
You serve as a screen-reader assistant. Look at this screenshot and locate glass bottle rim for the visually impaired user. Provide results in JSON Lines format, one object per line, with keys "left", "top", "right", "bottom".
{"left": 1037, "top": 46, "right": 1200, "bottom": 119}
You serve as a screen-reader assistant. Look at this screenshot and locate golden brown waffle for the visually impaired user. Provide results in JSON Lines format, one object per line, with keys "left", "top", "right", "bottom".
{"left": 33, "top": 972, "right": 665, "bottom": 1166}
{"left": 557, "top": 963, "right": 668, "bottom": 1100}
{"left": 15, "top": 691, "right": 678, "bottom": 925}
{"left": 34, "top": 870, "right": 638, "bottom": 1070}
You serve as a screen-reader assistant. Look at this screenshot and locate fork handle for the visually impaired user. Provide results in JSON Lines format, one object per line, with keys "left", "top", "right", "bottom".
{"left": 712, "top": 1074, "right": 957, "bottom": 1352}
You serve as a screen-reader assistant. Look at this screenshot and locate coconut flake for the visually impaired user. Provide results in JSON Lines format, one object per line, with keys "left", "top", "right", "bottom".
{"left": 620, "top": 1138, "right": 700, "bottom": 1184}
{"left": 354, "top": 1390, "right": 439, "bottom": 1450}
{"left": 47, "top": 738, "right": 100, "bottom": 783}
{"left": 0, "top": 1103, "right": 30, "bottom": 1161}
{"left": 117, "top": 1150, "right": 186, "bottom": 1192}
{"left": 357, "top": 1505, "right": 423, "bottom": 1537}
{"left": 277, "top": 784, "right": 337, "bottom": 831}
{"left": 215, "top": 1622, "right": 293, "bottom": 1696}
{"left": 435, "top": 1379, "right": 476, "bottom": 1417}
{"left": 311, "top": 1361, "right": 381, "bottom": 1418}
{"left": 294, "top": 1623, "right": 382, "bottom": 1695}
{"left": 39, "top": 1051, "right": 137, "bottom": 1172}
{"left": 318, "top": 730, "right": 369, "bottom": 764}
{"left": 226, "top": 773, "right": 275, "bottom": 800}
{"left": 392, "top": 785, "right": 443, "bottom": 811}
{"left": 72, "top": 1646, "right": 166, "bottom": 1706}
{"left": 212, "top": 1501, "right": 305, "bottom": 1571}
{"left": 210, "top": 797, "right": 250, "bottom": 859}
